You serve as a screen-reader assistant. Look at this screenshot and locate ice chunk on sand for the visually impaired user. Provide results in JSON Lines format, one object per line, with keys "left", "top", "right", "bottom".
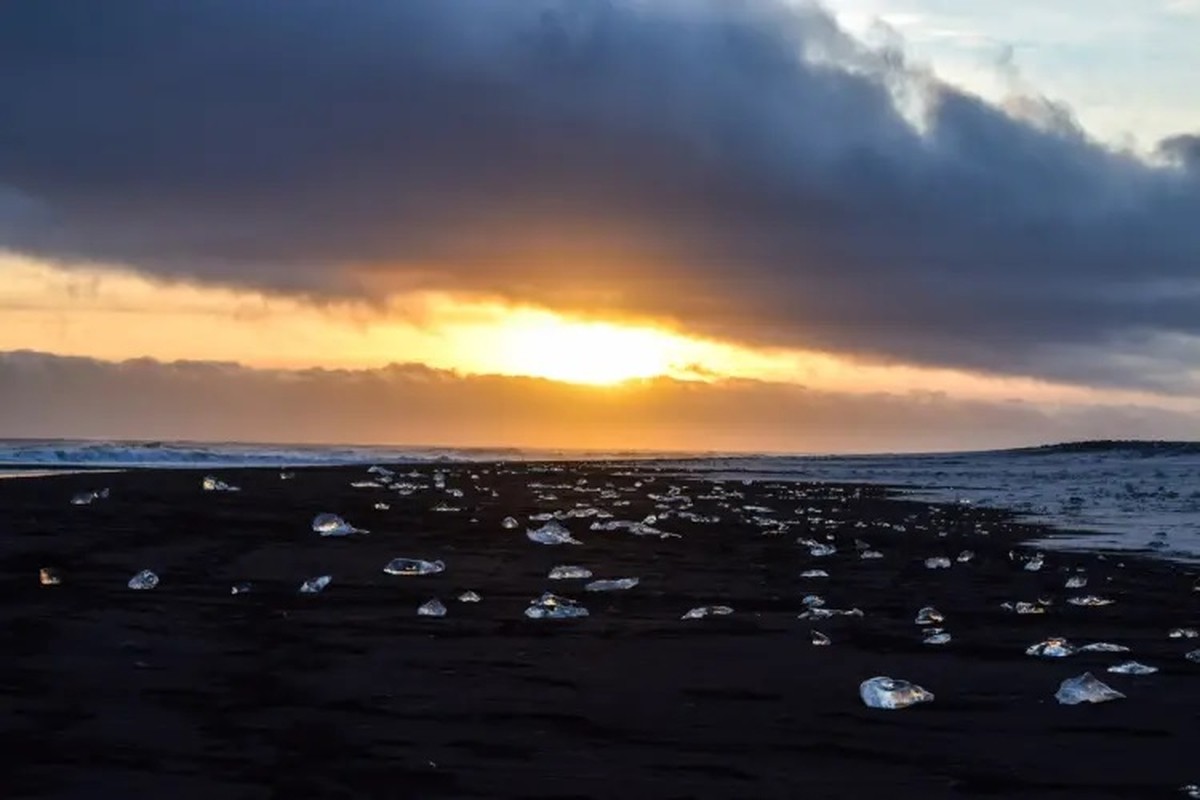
{"left": 299, "top": 575, "right": 331, "bottom": 594}
{"left": 230, "top": 582, "right": 252, "bottom": 595}
{"left": 201, "top": 476, "right": 240, "bottom": 492}
{"left": 1184, "top": 649, "right": 1200, "bottom": 663}
{"left": 1055, "top": 672, "right": 1125, "bottom": 705}
{"left": 457, "top": 591, "right": 481, "bottom": 603}
{"left": 811, "top": 630, "right": 831, "bottom": 646}
{"left": 1107, "top": 661, "right": 1157, "bottom": 675}
{"left": 1002, "top": 601, "right": 1046, "bottom": 614}
{"left": 1077, "top": 642, "right": 1130, "bottom": 653}
{"left": 526, "top": 521, "right": 582, "bottom": 545}
{"left": 418, "top": 598, "right": 447, "bottom": 617}
{"left": 682, "top": 605, "right": 734, "bottom": 620}
{"left": 800, "top": 569, "right": 830, "bottom": 578}
{"left": 548, "top": 565, "right": 592, "bottom": 580}
{"left": 1067, "top": 595, "right": 1114, "bottom": 607}
{"left": 524, "top": 592, "right": 588, "bottom": 619}
{"left": 383, "top": 558, "right": 445, "bottom": 576}
{"left": 1026, "top": 637, "right": 1076, "bottom": 657}
{"left": 70, "top": 488, "right": 108, "bottom": 505}
{"left": 923, "top": 628, "right": 951, "bottom": 645}
{"left": 859, "top": 676, "right": 934, "bottom": 710}
{"left": 924, "top": 557, "right": 951, "bottom": 569}
{"left": 1066, "top": 574, "right": 1088, "bottom": 589}
{"left": 915, "top": 606, "right": 944, "bottom": 625}
{"left": 584, "top": 577, "right": 639, "bottom": 592}
{"left": 128, "top": 569, "right": 159, "bottom": 590}
{"left": 39, "top": 567, "right": 62, "bottom": 586}
{"left": 501, "top": 516, "right": 520, "bottom": 529}
{"left": 956, "top": 550, "right": 975, "bottom": 563}
{"left": 312, "top": 513, "right": 366, "bottom": 537}
{"left": 1169, "top": 628, "right": 1199, "bottom": 639}
{"left": 799, "top": 607, "right": 864, "bottom": 620}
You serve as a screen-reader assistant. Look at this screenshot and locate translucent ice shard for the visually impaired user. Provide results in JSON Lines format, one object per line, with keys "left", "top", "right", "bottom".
{"left": 383, "top": 558, "right": 445, "bottom": 576}
{"left": 230, "top": 582, "right": 252, "bottom": 595}
{"left": 802, "top": 594, "right": 826, "bottom": 608}
{"left": 811, "top": 630, "right": 831, "bottom": 646}
{"left": 128, "top": 569, "right": 159, "bottom": 590}
{"left": 526, "top": 521, "right": 582, "bottom": 545}
{"left": 585, "top": 577, "right": 639, "bottom": 592}
{"left": 1065, "top": 574, "right": 1088, "bottom": 589}
{"left": 279, "top": 470, "right": 295, "bottom": 480}
{"left": 800, "top": 569, "right": 830, "bottom": 578}
{"left": 808, "top": 543, "right": 836, "bottom": 557}
{"left": 923, "top": 628, "right": 951, "bottom": 645}
{"left": 799, "top": 607, "right": 864, "bottom": 620}
{"left": 418, "top": 598, "right": 447, "bottom": 617}
{"left": 1024, "top": 554, "right": 1045, "bottom": 571}
{"left": 70, "top": 489, "right": 106, "bottom": 505}
{"left": 1107, "top": 661, "right": 1157, "bottom": 675}
{"left": 1067, "top": 595, "right": 1114, "bottom": 607}
{"left": 957, "top": 550, "right": 975, "bottom": 563}
{"left": 524, "top": 592, "right": 588, "bottom": 619}
{"left": 1169, "top": 628, "right": 1199, "bottom": 639}
{"left": 924, "top": 557, "right": 951, "bottom": 569}
{"left": 1185, "top": 649, "right": 1200, "bottom": 663}
{"left": 299, "top": 575, "right": 331, "bottom": 594}
{"left": 39, "top": 567, "right": 62, "bottom": 586}
{"left": 548, "top": 565, "right": 592, "bottom": 580}
{"left": 859, "top": 676, "right": 934, "bottom": 710}
{"left": 201, "top": 476, "right": 240, "bottom": 492}
{"left": 1055, "top": 672, "right": 1125, "bottom": 705}
{"left": 1002, "top": 601, "right": 1046, "bottom": 615}
{"left": 682, "top": 605, "right": 734, "bottom": 620}
{"left": 1026, "top": 637, "right": 1076, "bottom": 657}
{"left": 457, "top": 591, "right": 481, "bottom": 603}
{"left": 1077, "top": 642, "right": 1130, "bottom": 653}
{"left": 373, "top": 502, "right": 390, "bottom": 511}
{"left": 312, "top": 513, "right": 367, "bottom": 537}
{"left": 915, "top": 606, "right": 944, "bottom": 625}
{"left": 501, "top": 516, "right": 520, "bottom": 530}
{"left": 860, "top": 550, "right": 884, "bottom": 560}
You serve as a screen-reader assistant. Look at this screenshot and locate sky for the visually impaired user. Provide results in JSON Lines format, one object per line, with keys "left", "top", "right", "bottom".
{"left": 1, "top": 0, "right": 1198, "bottom": 453}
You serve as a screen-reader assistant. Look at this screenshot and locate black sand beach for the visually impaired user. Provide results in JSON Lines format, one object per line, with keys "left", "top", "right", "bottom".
{"left": 2, "top": 464, "right": 1198, "bottom": 798}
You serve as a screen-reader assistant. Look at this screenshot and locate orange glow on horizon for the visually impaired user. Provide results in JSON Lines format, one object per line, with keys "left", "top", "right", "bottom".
{"left": 1, "top": 254, "right": 1195, "bottom": 414}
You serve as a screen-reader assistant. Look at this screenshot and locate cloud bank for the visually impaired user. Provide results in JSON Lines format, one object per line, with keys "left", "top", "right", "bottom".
{"left": 1, "top": 351, "right": 1195, "bottom": 454}
{"left": 0, "top": 1, "right": 1198, "bottom": 390}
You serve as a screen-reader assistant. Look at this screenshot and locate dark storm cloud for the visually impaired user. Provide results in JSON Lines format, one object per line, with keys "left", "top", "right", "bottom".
{"left": 2, "top": 351, "right": 1195, "bottom": 453}
{"left": 1160, "top": 134, "right": 1200, "bottom": 172}
{"left": 1, "top": 1, "right": 1199, "bottom": 387}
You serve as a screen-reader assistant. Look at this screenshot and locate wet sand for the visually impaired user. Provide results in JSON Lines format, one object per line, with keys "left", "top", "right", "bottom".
{"left": 1, "top": 464, "right": 1198, "bottom": 798}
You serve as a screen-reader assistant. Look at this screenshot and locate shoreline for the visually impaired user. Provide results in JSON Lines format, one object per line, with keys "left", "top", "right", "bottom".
{"left": 2, "top": 464, "right": 1197, "bottom": 797}
{"left": 4, "top": 459, "right": 1194, "bottom": 565}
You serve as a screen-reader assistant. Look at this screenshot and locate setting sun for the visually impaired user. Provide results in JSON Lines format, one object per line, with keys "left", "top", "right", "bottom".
{"left": 486, "top": 313, "right": 688, "bottom": 385}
